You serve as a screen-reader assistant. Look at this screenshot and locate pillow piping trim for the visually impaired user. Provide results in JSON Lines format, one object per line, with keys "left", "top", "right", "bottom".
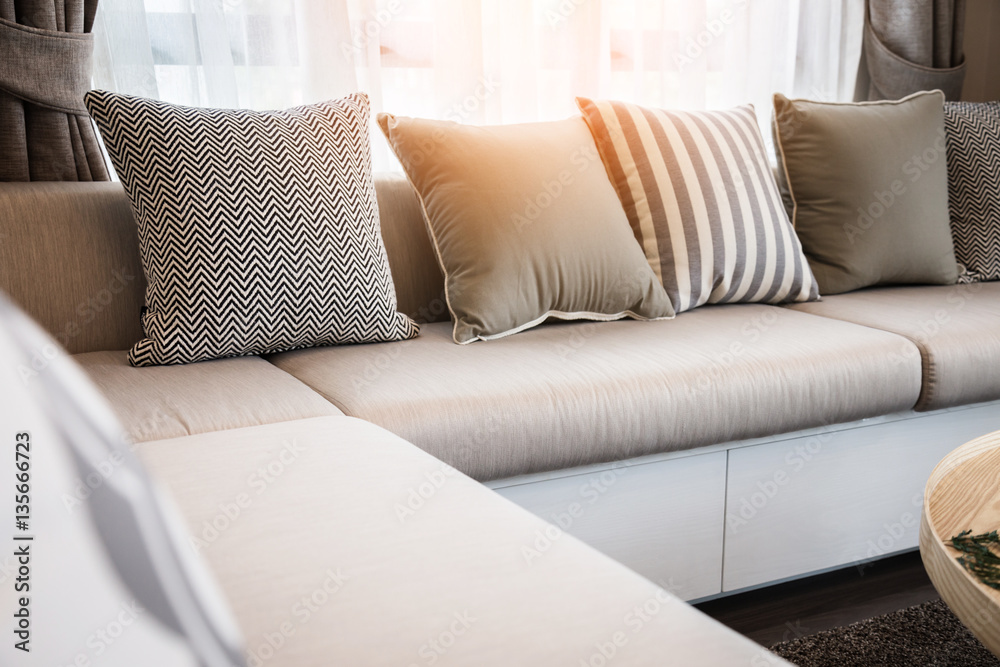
{"left": 772, "top": 103, "right": 800, "bottom": 234}
{"left": 775, "top": 88, "right": 945, "bottom": 109}
{"left": 457, "top": 308, "right": 675, "bottom": 345}
{"left": 397, "top": 170, "right": 676, "bottom": 345}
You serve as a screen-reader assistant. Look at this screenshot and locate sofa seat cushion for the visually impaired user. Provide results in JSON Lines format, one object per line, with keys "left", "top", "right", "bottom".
{"left": 137, "top": 417, "right": 787, "bottom": 666}
{"left": 787, "top": 282, "right": 1000, "bottom": 411}
{"left": 268, "top": 307, "right": 922, "bottom": 481}
{"left": 75, "top": 350, "right": 342, "bottom": 442}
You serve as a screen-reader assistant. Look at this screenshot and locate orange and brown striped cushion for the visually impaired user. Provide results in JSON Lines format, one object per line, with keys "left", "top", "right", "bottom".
{"left": 577, "top": 98, "right": 819, "bottom": 313}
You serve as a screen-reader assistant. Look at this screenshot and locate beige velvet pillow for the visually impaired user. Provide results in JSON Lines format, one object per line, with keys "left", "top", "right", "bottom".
{"left": 773, "top": 90, "right": 958, "bottom": 294}
{"left": 377, "top": 113, "right": 674, "bottom": 344}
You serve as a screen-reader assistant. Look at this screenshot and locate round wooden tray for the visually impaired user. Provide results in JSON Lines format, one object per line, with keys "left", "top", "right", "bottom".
{"left": 920, "top": 429, "right": 1000, "bottom": 656}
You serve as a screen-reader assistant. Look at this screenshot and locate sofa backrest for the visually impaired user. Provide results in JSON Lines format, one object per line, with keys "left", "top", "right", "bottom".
{"left": 0, "top": 174, "right": 447, "bottom": 355}
{"left": 0, "top": 182, "right": 146, "bottom": 354}
{"left": 374, "top": 174, "right": 448, "bottom": 325}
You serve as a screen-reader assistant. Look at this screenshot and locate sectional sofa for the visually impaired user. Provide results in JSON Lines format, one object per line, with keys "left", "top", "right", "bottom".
{"left": 2, "top": 169, "right": 1000, "bottom": 663}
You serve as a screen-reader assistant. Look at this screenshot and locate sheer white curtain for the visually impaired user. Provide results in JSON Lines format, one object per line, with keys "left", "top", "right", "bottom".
{"left": 92, "top": 0, "right": 864, "bottom": 169}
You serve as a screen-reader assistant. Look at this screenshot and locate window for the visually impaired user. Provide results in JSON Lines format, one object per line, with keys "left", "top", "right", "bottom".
{"left": 93, "top": 0, "right": 863, "bottom": 168}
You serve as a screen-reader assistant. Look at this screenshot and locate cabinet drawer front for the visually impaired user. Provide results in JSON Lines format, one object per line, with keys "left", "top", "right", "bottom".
{"left": 724, "top": 404, "right": 1000, "bottom": 592}
{"left": 496, "top": 452, "right": 726, "bottom": 601}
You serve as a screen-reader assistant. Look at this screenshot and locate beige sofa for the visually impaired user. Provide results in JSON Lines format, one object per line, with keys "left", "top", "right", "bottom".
{"left": 3, "top": 175, "right": 1000, "bottom": 662}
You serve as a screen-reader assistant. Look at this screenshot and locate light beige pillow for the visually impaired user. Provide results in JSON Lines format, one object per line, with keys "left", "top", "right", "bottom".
{"left": 377, "top": 113, "right": 674, "bottom": 344}
{"left": 773, "top": 90, "right": 958, "bottom": 294}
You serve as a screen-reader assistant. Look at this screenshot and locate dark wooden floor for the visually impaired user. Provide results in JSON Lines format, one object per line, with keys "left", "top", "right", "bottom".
{"left": 694, "top": 551, "right": 940, "bottom": 647}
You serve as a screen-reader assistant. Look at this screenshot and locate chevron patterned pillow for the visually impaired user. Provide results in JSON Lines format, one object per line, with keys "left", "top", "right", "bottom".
{"left": 85, "top": 91, "right": 418, "bottom": 366}
{"left": 944, "top": 101, "right": 1000, "bottom": 283}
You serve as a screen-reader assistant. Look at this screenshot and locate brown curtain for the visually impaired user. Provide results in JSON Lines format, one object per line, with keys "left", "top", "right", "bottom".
{"left": 0, "top": 0, "right": 108, "bottom": 181}
{"left": 855, "top": 0, "right": 967, "bottom": 101}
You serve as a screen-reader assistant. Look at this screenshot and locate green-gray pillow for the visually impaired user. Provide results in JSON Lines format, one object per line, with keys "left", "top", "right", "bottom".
{"left": 377, "top": 113, "right": 674, "bottom": 344}
{"left": 773, "top": 90, "right": 958, "bottom": 294}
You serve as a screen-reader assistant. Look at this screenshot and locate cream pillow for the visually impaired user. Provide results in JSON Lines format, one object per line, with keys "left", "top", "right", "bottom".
{"left": 377, "top": 114, "right": 674, "bottom": 344}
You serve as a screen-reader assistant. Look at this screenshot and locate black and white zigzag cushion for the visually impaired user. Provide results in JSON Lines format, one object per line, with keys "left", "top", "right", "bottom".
{"left": 944, "top": 101, "right": 1000, "bottom": 283}
{"left": 85, "top": 90, "right": 418, "bottom": 366}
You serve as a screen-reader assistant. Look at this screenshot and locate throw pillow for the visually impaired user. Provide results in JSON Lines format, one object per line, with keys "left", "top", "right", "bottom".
{"left": 943, "top": 101, "right": 1000, "bottom": 283}
{"left": 85, "top": 91, "right": 418, "bottom": 366}
{"left": 576, "top": 98, "right": 819, "bottom": 313}
{"left": 376, "top": 113, "right": 674, "bottom": 344}
{"left": 772, "top": 90, "right": 958, "bottom": 294}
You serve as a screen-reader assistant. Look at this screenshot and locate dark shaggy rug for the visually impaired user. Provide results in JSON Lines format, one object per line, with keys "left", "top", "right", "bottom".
{"left": 769, "top": 599, "right": 1000, "bottom": 666}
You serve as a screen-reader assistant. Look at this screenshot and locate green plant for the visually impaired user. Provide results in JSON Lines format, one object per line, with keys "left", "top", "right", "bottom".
{"left": 949, "top": 530, "right": 1000, "bottom": 589}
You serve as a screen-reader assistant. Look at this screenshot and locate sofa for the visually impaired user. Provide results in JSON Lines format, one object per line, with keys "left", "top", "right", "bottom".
{"left": 2, "top": 169, "right": 1000, "bottom": 663}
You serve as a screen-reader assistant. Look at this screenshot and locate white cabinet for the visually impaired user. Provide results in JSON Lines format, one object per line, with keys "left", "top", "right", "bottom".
{"left": 723, "top": 402, "right": 1000, "bottom": 592}
{"left": 490, "top": 401, "right": 1000, "bottom": 600}
{"left": 493, "top": 451, "right": 727, "bottom": 601}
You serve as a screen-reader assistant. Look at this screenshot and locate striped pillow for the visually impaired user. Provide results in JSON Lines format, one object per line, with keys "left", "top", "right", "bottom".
{"left": 577, "top": 98, "right": 819, "bottom": 313}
